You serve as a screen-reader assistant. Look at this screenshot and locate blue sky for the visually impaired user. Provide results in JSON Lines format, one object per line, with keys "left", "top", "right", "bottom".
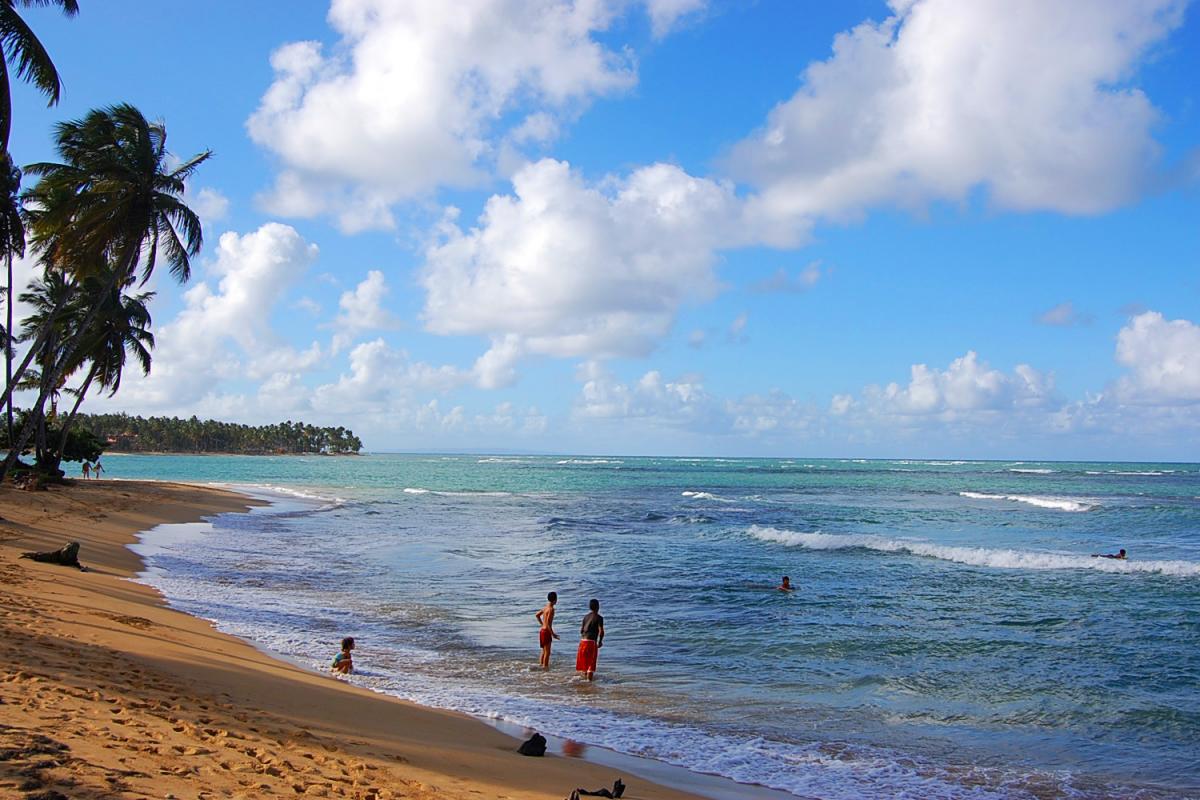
{"left": 9, "top": 0, "right": 1200, "bottom": 458}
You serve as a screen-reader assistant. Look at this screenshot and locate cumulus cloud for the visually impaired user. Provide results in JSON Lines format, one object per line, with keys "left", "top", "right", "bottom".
{"left": 1114, "top": 311, "right": 1200, "bottom": 404}
{"left": 331, "top": 270, "right": 400, "bottom": 352}
{"left": 574, "top": 362, "right": 726, "bottom": 428}
{"left": 728, "top": 0, "right": 1185, "bottom": 230}
{"left": 421, "top": 158, "right": 767, "bottom": 379}
{"left": 572, "top": 362, "right": 819, "bottom": 438}
{"left": 313, "top": 338, "right": 470, "bottom": 412}
{"left": 1036, "top": 301, "right": 1093, "bottom": 327}
{"left": 107, "top": 223, "right": 321, "bottom": 411}
{"left": 248, "top": 0, "right": 643, "bottom": 232}
{"left": 851, "top": 351, "right": 1055, "bottom": 417}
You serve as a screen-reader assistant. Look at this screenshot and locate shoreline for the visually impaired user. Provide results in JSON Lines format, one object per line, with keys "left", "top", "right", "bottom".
{"left": 0, "top": 479, "right": 762, "bottom": 800}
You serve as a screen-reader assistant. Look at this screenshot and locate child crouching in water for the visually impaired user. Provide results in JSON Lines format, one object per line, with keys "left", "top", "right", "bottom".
{"left": 332, "top": 637, "right": 355, "bottom": 674}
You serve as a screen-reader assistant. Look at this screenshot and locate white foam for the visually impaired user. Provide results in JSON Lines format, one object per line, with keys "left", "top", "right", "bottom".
{"left": 747, "top": 525, "right": 1200, "bottom": 577}
{"left": 556, "top": 458, "right": 624, "bottom": 465}
{"left": 959, "top": 491, "right": 1094, "bottom": 512}
{"left": 404, "top": 487, "right": 511, "bottom": 497}
{"left": 681, "top": 490, "right": 733, "bottom": 502}
{"left": 1084, "top": 470, "right": 1168, "bottom": 476}
{"left": 1007, "top": 468, "right": 1055, "bottom": 474}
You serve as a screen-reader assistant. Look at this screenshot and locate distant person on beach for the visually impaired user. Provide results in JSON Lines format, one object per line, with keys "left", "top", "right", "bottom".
{"left": 535, "top": 591, "right": 560, "bottom": 669}
{"left": 92, "top": 460, "right": 104, "bottom": 478}
{"left": 1092, "top": 548, "right": 1127, "bottom": 560}
{"left": 332, "top": 637, "right": 355, "bottom": 674}
{"left": 576, "top": 599, "right": 604, "bottom": 682}
{"left": 81, "top": 462, "right": 91, "bottom": 479}
{"left": 778, "top": 576, "right": 794, "bottom": 592}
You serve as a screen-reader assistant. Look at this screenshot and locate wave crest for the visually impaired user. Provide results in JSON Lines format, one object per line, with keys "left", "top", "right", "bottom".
{"left": 959, "top": 491, "right": 1094, "bottom": 512}
{"left": 747, "top": 526, "right": 1200, "bottom": 577}
{"left": 682, "top": 490, "right": 732, "bottom": 502}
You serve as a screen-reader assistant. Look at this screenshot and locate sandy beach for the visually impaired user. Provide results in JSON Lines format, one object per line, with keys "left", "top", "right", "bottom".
{"left": 0, "top": 480, "right": 705, "bottom": 800}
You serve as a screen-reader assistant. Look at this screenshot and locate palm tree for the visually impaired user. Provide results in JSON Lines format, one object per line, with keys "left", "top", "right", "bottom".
{"left": 1, "top": 150, "right": 21, "bottom": 442}
{"left": 0, "top": 0, "right": 79, "bottom": 152}
{"left": 0, "top": 103, "right": 209, "bottom": 478}
{"left": 1, "top": 0, "right": 77, "bottom": 452}
{"left": 49, "top": 272, "right": 153, "bottom": 470}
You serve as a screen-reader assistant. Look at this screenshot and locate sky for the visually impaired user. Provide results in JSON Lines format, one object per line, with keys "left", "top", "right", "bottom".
{"left": 7, "top": 0, "right": 1200, "bottom": 459}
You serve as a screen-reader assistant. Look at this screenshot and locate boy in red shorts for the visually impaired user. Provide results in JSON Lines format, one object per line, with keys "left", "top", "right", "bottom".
{"left": 535, "top": 591, "right": 560, "bottom": 669}
{"left": 576, "top": 598, "right": 604, "bottom": 681}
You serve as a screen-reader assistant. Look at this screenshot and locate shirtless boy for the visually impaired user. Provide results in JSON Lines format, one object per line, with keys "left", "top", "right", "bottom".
{"left": 535, "top": 591, "right": 560, "bottom": 669}
{"left": 576, "top": 598, "right": 604, "bottom": 682}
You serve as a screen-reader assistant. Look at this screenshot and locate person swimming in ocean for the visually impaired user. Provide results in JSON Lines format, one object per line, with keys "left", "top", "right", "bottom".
{"left": 777, "top": 576, "right": 794, "bottom": 592}
{"left": 1092, "top": 548, "right": 1127, "bottom": 560}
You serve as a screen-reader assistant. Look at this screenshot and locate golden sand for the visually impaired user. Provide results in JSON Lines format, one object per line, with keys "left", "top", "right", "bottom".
{"left": 0, "top": 480, "right": 700, "bottom": 800}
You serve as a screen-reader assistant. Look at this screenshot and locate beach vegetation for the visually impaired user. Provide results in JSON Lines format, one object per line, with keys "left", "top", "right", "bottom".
{"left": 0, "top": 102, "right": 210, "bottom": 481}
{"left": 71, "top": 413, "right": 363, "bottom": 456}
{"left": 0, "top": 406, "right": 103, "bottom": 466}
{"left": 1, "top": 0, "right": 79, "bottom": 469}
{"left": 14, "top": 264, "right": 153, "bottom": 472}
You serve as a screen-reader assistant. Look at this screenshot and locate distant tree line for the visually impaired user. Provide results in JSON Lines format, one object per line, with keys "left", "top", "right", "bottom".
{"left": 73, "top": 413, "right": 363, "bottom": 455}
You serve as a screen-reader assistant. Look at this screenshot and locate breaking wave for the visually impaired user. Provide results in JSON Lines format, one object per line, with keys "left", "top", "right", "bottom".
{"left": 747, "top": 526, "right": 1200, "bottom": 577}
{"left": 681, "top": 490, "right": 733, "bottom": 502}
{"left": 959, "top": 491, "right": 1094, "bottom": 512}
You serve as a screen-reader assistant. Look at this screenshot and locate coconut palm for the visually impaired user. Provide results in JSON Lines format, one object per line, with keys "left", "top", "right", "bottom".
{"left": 0, "top": 0, "right": 80, "bottom": 152}
{"left": 49, "top": 273, "right": 153, "bottom": 470}
{"left": 1, "top": 150, "right": 21, "bottom": 441}
{"left": 11, "top": 267, "right": 68, "bottom": 462}
{"left": 0, "top": 103, "right": 209, "bottom": 478}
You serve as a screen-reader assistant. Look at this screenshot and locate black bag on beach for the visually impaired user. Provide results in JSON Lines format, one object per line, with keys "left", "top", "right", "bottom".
{"left": 518, "top": 732, "right": 547, "bottom": 757}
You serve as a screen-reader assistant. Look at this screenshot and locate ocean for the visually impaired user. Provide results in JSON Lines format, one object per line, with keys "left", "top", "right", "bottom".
{"left": 109, "top": 453, "right": 1199, "bottom": 799}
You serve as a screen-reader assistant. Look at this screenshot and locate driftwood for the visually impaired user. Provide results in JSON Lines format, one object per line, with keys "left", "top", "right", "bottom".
{"left": 20, "top": 541, "right": 85, "bottom": 570}
{"left": 569, "top": 781, "right": 626, "bottom": 799}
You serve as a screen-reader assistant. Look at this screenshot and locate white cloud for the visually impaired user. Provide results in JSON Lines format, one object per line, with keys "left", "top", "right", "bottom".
{"left": 333, "top": 272, "right": 398, "bottom": 338}
{"left": 108, "top": 223, "right": 321, "bottom": 410}
{"left": 1114, "top": 311, "right": 1200, "bottom": 404}
{"left": 574, "top": 363, "right": 724, "bottom": 428}
{"left": 858, "top": 351, "right": 1054, "bottom": 417}
{"left": 422, "top": 158, "right": 762, "bottom": 377}
{"left": 729, "top": 0, "right": 1185, "bottom": 231}
{"left": 7, "top": 252, "right": 44, "bottom": 334}
{"left": 191, "top": 187, "right": 230, "bottom": 223}
{"left": 1037, "top": 301, "right": 1092, "bottom": 327}
{"left": 644, "top": 0, "right": 706, "bottom": 37}
{"left": 313, "top": 338, "right": 471, "bottom": 415}
{"left": 248, "top": 0, "right": 641, "bottom": 232}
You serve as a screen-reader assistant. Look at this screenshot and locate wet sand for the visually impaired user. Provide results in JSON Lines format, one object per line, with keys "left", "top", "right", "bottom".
{"left": 0, "top": 480, "right": 707, "bottom": 800}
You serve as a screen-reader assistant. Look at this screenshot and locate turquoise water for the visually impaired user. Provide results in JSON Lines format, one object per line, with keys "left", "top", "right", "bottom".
{"left": 111, "top": 454, "right": 1199, "bottom": 799}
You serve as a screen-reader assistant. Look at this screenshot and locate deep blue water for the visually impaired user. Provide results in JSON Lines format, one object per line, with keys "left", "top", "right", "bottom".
{"left": 110, "top": 453, "right": 1199, "bottom": 799}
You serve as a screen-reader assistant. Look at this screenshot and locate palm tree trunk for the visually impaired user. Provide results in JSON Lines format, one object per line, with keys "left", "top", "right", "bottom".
{"left": 1, "top": 266, "right": 117, "bottom": 480}
{"left": 0, "top": 286, "right": 70, "bottom": 420}
{"left": 50, "top": 362, "right": 95, "bottom": 473}
{"left": 5, "top": 249, "right": 12, "bottom": 442}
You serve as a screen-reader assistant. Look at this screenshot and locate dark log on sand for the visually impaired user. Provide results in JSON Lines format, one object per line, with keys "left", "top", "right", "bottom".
{"left": 20, "top": 541, "right": 85, "bottom": 569}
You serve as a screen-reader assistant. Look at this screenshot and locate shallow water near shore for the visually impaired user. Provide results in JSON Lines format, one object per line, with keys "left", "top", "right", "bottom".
{"left": 110, "top": 453, "right": 1200, "bottom": 799}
